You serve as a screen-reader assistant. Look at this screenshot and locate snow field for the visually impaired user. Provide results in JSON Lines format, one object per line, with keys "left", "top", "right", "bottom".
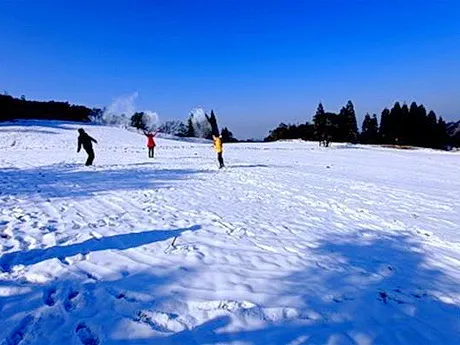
{"left": 0, "top": 121, "right": 459, "bottom": 344}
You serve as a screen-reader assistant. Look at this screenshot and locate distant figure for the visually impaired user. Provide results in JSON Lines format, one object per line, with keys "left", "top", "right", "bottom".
{"left": 144, "top": 130, "right": 159, "bottom": 158}
{"left": 77, "top": 128, "right": 98, "bottom": 166}
{"left": 213, "top": 135, "right": 224, "bottom": 169}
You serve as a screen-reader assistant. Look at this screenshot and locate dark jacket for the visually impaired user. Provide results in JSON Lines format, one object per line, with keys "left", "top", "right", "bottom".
{"left": 78, "top": 131, "right": 97, "bottom": 152}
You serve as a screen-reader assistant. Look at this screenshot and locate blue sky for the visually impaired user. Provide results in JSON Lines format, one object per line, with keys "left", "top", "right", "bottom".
{"left": 1, "top": 0, "right": 459, "bottom": 139}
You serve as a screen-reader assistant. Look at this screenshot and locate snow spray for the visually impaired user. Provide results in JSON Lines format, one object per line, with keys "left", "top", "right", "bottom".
{"left": 101, "top": 92, "right": 160, "bottom": 131}
{"left": 190, "top": 107, "right": 212, "bottom": 138}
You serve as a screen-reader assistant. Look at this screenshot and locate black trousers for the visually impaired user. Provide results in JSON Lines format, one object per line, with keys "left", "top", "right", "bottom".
{"left": 148, "top": 147, "right": 155, "bottom": 158}
{"left": 85, "top": 149, "right": 95, "bottom": 166}
{"left": 217, "top": 152, "right": 224, "bottom": 168}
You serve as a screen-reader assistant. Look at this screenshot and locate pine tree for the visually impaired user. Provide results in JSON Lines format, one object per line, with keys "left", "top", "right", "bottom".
{"left": 315, "top": 103, "right": 325, "bottom": 117}
{"left": 361, "top": 113, "right": 379, "bottom": 144}
{"left": 205, "top": 110, "right": 219, "bottom": 137}
{"left": 345, "top": 100, "right": 358, "bottom": 143}
{"left": 436, "top": 117, "right": 448, "bottom": 149}
{"left": 313, "top": 102, "right": 327, "bottom": 142}
{"left": 400, "top": 103, "right": 410, "bottom": 145}
{"left": 337, "top": 106, "right": 348, "bottom": 142}
{"left": 186, "top": 115, "right": 195, "bottom": 137}
{"left": 221, "top": 127, "right": 237, "bottom": 142}
{"left": 361, "top": 113, "right": 372, "bottom": 143}
{"left": 379, "top": 108, "right": 390, "bottom": 143}
{"left": 408, "top": 102, "right": 419, "bottom": 145}
{"left": 370, "top": 114, "right": 379, "bottom": 143}
{"left": 390, "top": 102, "right": 402, "bottom": 144}
{"left": 264, "top": 123, "right": 288, "bottom": 142}
{"left": 131, "top": 112, "right": 147, "bottom": 130}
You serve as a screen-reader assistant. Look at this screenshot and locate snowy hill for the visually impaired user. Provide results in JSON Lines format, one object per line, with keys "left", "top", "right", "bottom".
{"left": 1, "top": 121, "right": 460, "bottom": 345}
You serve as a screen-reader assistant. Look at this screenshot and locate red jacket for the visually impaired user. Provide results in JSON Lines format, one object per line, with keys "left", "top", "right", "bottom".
{"left": 145, "top": 131, "right": 158, "bottom": 148}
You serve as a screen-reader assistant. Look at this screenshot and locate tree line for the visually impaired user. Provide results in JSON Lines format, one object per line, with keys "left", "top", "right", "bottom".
{"left": 0, "top": 94, "right": 96, "bottom": 122}
{"left": 265, "top": 101, "right": 454, "bottom": 150}
{"left": 0, "top": 94, "right": 238, "bottom": 143}
{"left": 155, "top": 110, "right": 237, "bottom": 143}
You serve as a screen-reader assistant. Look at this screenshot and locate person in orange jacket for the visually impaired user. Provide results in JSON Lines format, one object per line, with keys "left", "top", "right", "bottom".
{"left": 144, "top": 130, "right": 159, "bottom": 158}
{"left": 213, "top": 135, "right": 224, "bottom": 168}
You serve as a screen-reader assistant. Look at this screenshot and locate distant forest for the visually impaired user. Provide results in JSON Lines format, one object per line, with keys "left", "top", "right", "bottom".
{"left": 0, "top": 94, "right": 97, "bottom": 122}
{"left": 265, "top": 101, "right": 458, "bottom": 150}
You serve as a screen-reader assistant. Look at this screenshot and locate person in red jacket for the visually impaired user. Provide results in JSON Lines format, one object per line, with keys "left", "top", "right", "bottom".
{"left": 144, "top": 130, "right": 159, "bottom": 158}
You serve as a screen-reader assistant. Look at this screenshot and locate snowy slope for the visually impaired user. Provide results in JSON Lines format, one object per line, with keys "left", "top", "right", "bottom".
{"left": 1, "top": 121, "right": 460, "bottom": 345}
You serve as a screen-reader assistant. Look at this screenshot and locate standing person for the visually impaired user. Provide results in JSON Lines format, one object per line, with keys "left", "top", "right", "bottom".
{"left": 77, "top": 128, "right": 98, "bottom": 166}
{"left": 144, "top": 130, "right": 159, "bottom": 158}
{"left": 213, "top": 135, "right": 224, "bottom": 169}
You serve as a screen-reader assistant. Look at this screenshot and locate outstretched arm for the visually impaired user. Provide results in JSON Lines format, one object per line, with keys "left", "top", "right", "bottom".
{"left": 90, "top": 136, "right": 98, "bottom": 144}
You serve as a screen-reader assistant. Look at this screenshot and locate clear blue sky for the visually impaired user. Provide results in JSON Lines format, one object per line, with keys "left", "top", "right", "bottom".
{"left": 1, "top": 0, "right": 459, "bottom": 139}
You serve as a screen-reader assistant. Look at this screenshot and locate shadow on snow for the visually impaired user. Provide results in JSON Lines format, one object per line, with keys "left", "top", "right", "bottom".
{"left": 0, "top": 225, "right": 200, "bottom": 272}
{"left": 0, "top": 163, "right": 208, "bottom": 199}
{"left": 1, "top": 230, "right": 459, "bottom": 344}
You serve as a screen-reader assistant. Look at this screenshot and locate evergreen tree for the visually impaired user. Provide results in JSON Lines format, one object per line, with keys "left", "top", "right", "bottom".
{"left": 264, "top": 123, "right": 288, "bottom": 142}
{"left": 370, "top": 114, "right": 379, "bottom": 143}
{"left": 426, "top": 110, "right": 438, "bottom": 147}
{"left": 130, "top": 112, "right": 147, "bottom": 130}
{"left": 335, "top": 101, "right": 358, "bottom": 143}
{"left": 389, "top": 102, "right": 402, "bottom": 144}
{"left": 345, "top": 100, "right": 358, "bottom": 143}
{"left": 298, "top": 122, "right": 315, "bottom": 141}
{"left": 205, "top": 110, "right": 219, "bottom": 136}
{"left": 400, "top": 103, "right": 410, "bottom": 144}
{"left": 417, "top": 104, "right": 428, "bottom": 146}
{"left": 221, "top": 127, "right": 237, "bottom": 142}
{"left": 408, "top": 102, "right": 419, "bottom": 144}
{"left": 360, "top": 113, "right": 379, "bottom": 144}
{"left": 337, "top": 106, "right": 348, "bottom": 142}
{"left": 379, "top": 108, "right": 390, "bottom": 143}
{"left": 436, "top": 117, "right": 448, "bottom": 149}
{"left": 186, "top": 115, "right": 195, "bottom": 137}
{"left": 313, "top": 102, "right": 327, "bottom": 142}
{"left": 315, "top": 103, "right": 325, "bottom": 117}
{"left": 361, "top": 114, "right": 372, "bottom": 143}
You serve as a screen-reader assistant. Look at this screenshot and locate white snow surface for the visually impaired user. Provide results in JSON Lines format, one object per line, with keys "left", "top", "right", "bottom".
{"left": 0, "top": 120, "right": 459, "bottom": 345}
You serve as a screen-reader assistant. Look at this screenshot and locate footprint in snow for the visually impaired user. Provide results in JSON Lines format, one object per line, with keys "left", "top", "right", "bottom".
{"left": 1, "top": 232, "right": 11, "bottom": 239}
{"left": 64, "top": 290, "right": 80, "bottom": 312}
{"left": 43, "top": 287, "right": 57, "bottom": 306}
{"left": 5, "top": 315, "right": 34, "bottom": 345}
{"left": 75, "top": 323, "right": 99, "bottom": 345}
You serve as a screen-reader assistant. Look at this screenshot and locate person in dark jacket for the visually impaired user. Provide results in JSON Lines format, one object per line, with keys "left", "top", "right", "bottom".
{"left": 77, "top": 128, "right": 98, "bottom": 166}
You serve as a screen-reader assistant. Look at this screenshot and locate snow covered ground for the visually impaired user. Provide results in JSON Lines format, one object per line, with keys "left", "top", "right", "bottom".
{"left": 0, "top": 120, "right": 459, "bottom": 345}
